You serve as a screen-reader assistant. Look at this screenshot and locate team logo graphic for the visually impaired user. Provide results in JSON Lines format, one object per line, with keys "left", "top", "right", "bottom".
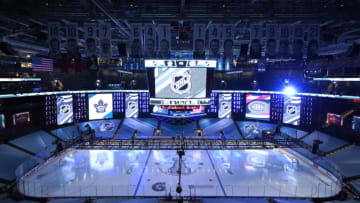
{"left": 128, "top": 101, "right": 136, "bottom": 110}
{"left": 168, "top": 157, "right": 192, "bottom": 175}
{"left": 152, "top": 182, "right": 166, "bottom": 191}
{"left": 248, "top": 101, "right": 267, "bottom": 113}
{"left": 99, "top": 121, "right": 115, "bottom": 132}
{"left": 94, "top": 99, "right": 108, "bottom": 113}
{"left": 221, "top": 102, "right": 230, "bottom": 110}
{"left": 170, "top": 71, "right": 191, "bottom": 95}
{"left": 286, "top": 105, "right": 297, "bottom": 115}
{"left": 59, "top": 104, "right": 70, "bottom": 115}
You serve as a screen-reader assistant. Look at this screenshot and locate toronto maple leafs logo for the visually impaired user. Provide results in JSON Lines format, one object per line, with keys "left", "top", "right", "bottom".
{"left": 170, "top": 71, "right": 191, "bottom": 95}
{"left": 94, "top": 99, "right": 108, "bottom": 113}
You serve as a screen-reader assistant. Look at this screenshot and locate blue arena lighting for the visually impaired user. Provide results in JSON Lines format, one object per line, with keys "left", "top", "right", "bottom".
{"left": 283, "top": 86, "right": 296, "bottom": 95}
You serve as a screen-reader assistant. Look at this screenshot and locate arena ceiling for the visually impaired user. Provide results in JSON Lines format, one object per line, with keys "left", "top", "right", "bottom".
{"left": 0, "top": 0, "right": 360, "bottom": 55}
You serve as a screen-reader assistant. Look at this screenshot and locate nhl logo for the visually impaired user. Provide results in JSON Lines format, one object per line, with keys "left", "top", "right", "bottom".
{"left": 286, "top": 105, "right": 297, "bottom": 115}
{"left": 221, "top": 102, "right": 229, "bottom": 110}
{"left": 60, "top": 104, "right": 70, "bottom": 115}
{"left": 170, "top": 71, "right": 191, "bottom": 95}
{"left": 94, "top": 99, "right": 108, "bottom": 113}
{"left": 128, "top": 101, "right": 136, "bottom": 110}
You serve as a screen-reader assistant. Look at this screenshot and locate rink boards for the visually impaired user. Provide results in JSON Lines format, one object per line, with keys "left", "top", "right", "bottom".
{"left": 17, "top": 148, "right": 342, "bottom": 199}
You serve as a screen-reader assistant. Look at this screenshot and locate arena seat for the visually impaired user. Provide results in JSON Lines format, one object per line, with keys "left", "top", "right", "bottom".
{"left": 114, "top": 123, "right": 135, "bottom": 139}
{"left": 202, "top": 199, "right": 269, "bottom": 203}
{"left": 47, "top": 199, "right": 98, "bottom": 203}
{"left": 123, "top": 118, "right": 155, "bottom": 137}
{"left": 349, "top": 179, "right": 360, "bottom": 194}
{"left": 161, "top": 121, "right": 197, "bottom": 136}
{"left": 237, "top": 121, "right": 276, "bottom": 139}
{"left": 0, "top": 200, "right": 38, "bottom": 203}
{"left": 79, "top": 119, "right": 122, "bottom": 139}
{"left": 274, "top": 199, "right": 313, "bottom": 203}
{"left": 280, "top": 126, "right": 308, "bottom": 139}
{"left": 199, "top": 118, "right": 221, "bottom": 129}
{"left": 327, "top": 145, "right": 360, "bottom": 178}
{"left": 51, "top": 125, "right": 80, "bottom": 141}
{"left": 90, "top": 199, "right": 158, "bottom": 203}
{"left": 203, "top": 119, "right": 234, "bottom": 137}
{"left": 220, "top": 122, "right": 242, "bottom": 139}
{"left": 0, "top": 144, "right": 32, "bottom": 181}
{"left": 302, "top": 131, "right": 349, "bottom": 153}
{"left": 323, "top": 200, "right": 360, "bottom": 203}
{"left": 9, "top": 130, "right": 56, "bottom": 154}
{"left": 134, "top": 118, "right": 158, "bottom": 129}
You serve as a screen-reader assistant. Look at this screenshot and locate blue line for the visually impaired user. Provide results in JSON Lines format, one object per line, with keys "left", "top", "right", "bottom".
{"left": 206, "top": 150, "right": 227, "bottom": 197}
{"left": 133, "top": 150, "right": 152, "bottom": 196}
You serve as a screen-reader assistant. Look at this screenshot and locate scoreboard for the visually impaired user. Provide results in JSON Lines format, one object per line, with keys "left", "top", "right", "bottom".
{"left": 145, "top": 59, "right": 216, "bottom": 106}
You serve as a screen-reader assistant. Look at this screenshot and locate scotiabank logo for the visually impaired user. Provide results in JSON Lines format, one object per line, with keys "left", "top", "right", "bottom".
{"left": 249, "top": 101, "right": 267, "bottom": 113}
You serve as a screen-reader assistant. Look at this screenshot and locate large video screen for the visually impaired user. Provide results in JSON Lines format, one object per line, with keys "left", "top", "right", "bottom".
{"left": 155, "top": 68, "right": 207, "bottom": 99}
{"left": 152, "top": 105, "right": 205, "bottom": 117}
{"left": 125, "top": 93, "right": 139, "bottom": 118}
{"left": 218, "top": 94, "right": 232, "bottom": 119}
{"left": 245, "top": 94, "right": 270, "bottom": 121}
{"left": 352, "top": 116, "right": 360, "bottom": 132}
{"left": 57, "top": 95, "right": 73, "bottom": 125}
{"left": 283, "top": 96, "right": 301, "bottom": 126}
{"left": 89, "top": 94, "right": 113, "bottom": 120}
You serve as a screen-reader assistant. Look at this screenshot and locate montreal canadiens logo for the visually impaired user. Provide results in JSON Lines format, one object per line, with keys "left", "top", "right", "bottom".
{"left": 248, "top": 101, "right": 267, "bottom": 114}
{"left": 170, "top": 71, "right": 191, "bottom": 95}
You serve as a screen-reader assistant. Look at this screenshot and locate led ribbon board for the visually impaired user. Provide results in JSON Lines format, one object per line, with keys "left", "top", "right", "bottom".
{"left": 145, "top": 60, "right": 217, "bottom": 68}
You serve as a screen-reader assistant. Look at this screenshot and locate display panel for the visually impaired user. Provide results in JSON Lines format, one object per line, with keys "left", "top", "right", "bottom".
{"left": 245, "top": 94, "right": 270, "bottom": 121}
{"left": 327, "top": 113, "right": 343, "bottom": 127}
{"left": 125, "top": 93, "right": 139, "bottom": 118}
{"left": 152, "top": 105, "right": 205, "bottom": 117}
{"left": 12, "top": 112, "right": 30, "bottom": 126}
{"left": 0, "top": 114, "right": 5, "bottom": 129}
{"left": 57, "top": 95, "right": 73, "bottom": 125}
{"left": 88, "top": 94, "right": 113, "bottom": 120}
{"left": 218, "top": 94, "right": 232, "bottom": 119}
{"left": 155, "top": 68, "right": 207, "bottom": 99}
{"left": 152, "top": 105, "right": 169, "bottom": 115}
{"left": 352, "top": 116, "right": 360, "bottom": 132}
{"left": 283, "top": 96, "right": 301, "bottom": 126}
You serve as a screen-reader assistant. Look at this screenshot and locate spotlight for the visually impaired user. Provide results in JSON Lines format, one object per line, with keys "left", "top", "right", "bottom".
{"left": 283, "top": 86, "right": 296, "bottom": 96}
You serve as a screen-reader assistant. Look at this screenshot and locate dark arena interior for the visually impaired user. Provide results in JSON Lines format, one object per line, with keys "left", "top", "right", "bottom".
{"left": 1, "top": 0, "right": 360, "bottom": 203}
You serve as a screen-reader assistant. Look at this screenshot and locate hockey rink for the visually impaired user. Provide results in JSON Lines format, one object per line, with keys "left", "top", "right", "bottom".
{"left": 18, "top": 149, "right": 341, "bottom": 198}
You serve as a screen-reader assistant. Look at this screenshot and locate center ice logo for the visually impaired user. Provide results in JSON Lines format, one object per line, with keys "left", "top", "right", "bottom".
{"left": 94, "top": 99, "right": 108, "bottom": 113}
{"left": 170, "top": 71, "right": 191, "bottom": 95}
